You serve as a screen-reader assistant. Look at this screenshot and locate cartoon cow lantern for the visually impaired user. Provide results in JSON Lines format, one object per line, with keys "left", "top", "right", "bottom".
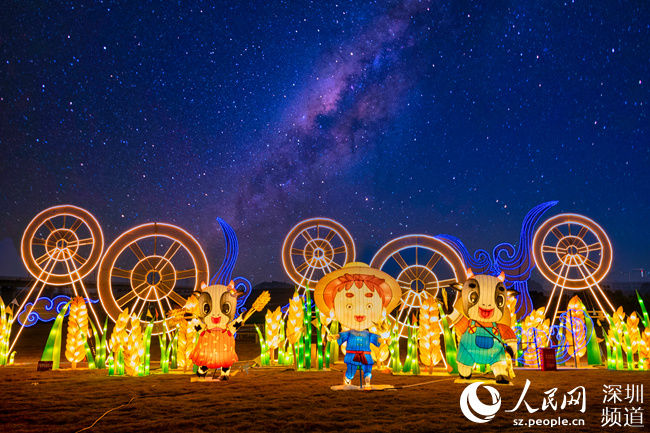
{"left": 448, "top": 270, "right": 517, "bottom": 384}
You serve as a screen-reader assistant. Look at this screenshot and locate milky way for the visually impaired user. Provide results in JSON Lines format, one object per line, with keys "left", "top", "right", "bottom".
{"left": 1, "top": 1, "right": 648, "bottom": 283}
{"left": 230, "top": 0, "right": 432, "bottom": 223}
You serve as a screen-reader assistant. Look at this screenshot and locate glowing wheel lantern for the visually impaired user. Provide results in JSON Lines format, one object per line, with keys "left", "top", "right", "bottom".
{"left": 11, "top": 205, "right": 104, "bottom": 353}
{"left": 22, "top": 205, "right": 104, "bottom": 286}
{"left": 370, "top": 235, "right": 467, "bottom": 338}
{"left": 98, "top": 223, "right": 209, "bottom": 335}
{"left": 532, "top": 213, "right": 614, "bottom": 324}
{"left": 282, "top": 217, "right": 355, "bottom": 290}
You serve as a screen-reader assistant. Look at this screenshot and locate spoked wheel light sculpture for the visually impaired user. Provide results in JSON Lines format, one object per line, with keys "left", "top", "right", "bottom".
{"left": 281, "top": 217, "right": 356, "bottom": 291}
{"left": 532, "top": 213, "right": 614, "bottom": 325}
{"left": 370, "top": 235, "right": 467, "bottom": 338}
{"left": 14, "top": 205, "right": 104, "bottom": 353}
{"left": 97, "top": 223, "right": 209, "bottom": 335}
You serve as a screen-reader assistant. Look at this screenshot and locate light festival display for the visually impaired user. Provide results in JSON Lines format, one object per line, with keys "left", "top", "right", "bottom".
{"left": 2, "top": 203, "right": 648, "bottom": 380}
{"left": 1, "top": 3, "right": 647, "bottom": 430}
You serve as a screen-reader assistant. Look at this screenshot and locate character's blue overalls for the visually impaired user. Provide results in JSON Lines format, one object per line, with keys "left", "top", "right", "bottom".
{"left": 338, "top": 330, "right": 380, "bottom": 381}
{"left": 457, "top": 320, "right": 505, "bottom": 367}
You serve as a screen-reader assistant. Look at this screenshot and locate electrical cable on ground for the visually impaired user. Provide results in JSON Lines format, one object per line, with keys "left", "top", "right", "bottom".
{"left": 75, "top": 396, "right": 135, "bottom": 433}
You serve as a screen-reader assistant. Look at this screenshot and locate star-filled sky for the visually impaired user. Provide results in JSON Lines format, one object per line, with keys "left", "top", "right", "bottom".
{"left": 1, "top": 0, "right": 648, "bottom": 284}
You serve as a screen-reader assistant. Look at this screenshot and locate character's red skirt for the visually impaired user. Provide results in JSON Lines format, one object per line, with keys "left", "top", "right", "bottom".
{"left": 189, "top": 328, "right": 238, "bottom": 369}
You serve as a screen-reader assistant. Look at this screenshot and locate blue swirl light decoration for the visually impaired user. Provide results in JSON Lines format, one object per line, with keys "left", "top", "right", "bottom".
{"left": 437, "top": 201, "right": 558, "bottom": 318}
{"left": 515, "top": 308, "right": 594, "bottom": 365}
{"left": 209, "top": 217, "right": 252, "bottom": 316}
{"left": 514, "top": 325, "right": 552, "bottom": 367}
{"left": 18, "top": 295, "right": 99, "bottom": 327}
{"left": 550, "top": 309, "right": 593, "bottom": 363}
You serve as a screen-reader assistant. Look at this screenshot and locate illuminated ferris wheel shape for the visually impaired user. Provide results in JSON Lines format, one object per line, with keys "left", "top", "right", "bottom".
{"left": 532, "top": 213, "right": 614, "bottom": 325}
{"left": 370, "top": 235, "right": 467, "bottom": 338}
{"left": 12, "top": 205, "right": 105, "bottom": 353}
{"left": 98, "top": 223, "right": 209, "bottom": 335}
{"left": 282, "top": 218, "right": 356, "bottom": 289}
{"left": 21, "top": 205, "right": 104, "bottom": 286}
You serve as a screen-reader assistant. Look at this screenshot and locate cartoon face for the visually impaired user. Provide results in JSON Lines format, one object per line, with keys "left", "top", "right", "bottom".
{"left": 460, "top": 274, "right": 507, "bottom": 323}
{"left": 196, "top": 282, "right": 238, "bottom": 330}
{"left": 332, "top": 283, "right": 383, "bottom": 331}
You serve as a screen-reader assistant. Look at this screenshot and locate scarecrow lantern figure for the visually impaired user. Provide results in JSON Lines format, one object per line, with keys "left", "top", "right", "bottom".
{"left": 314, "top": 262, "right": 401, "bottom": 389}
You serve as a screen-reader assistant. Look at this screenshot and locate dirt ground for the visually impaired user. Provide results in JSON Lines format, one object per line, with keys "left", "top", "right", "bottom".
{"left": 1, "top": 326, "right": 649, "bottom": 433}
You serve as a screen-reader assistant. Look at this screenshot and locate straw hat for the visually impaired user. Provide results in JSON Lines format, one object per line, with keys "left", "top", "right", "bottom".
{"left": 314, "top": 262, "right": 402, "bottom": 315}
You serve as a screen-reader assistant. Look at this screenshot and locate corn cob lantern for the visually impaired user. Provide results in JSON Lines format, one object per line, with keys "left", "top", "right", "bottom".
{"left": 286, "top": 292, "right": 304, "bottom": 367}
{"left": 520, "top": 307, "right": 549, "bottom": 368}
{"left": 627, "top": 312, "right": 641, "bottom": 355}
{"left": 109, "top": 308, "right": 130, "bottom": 373}
{"left": 123, "top": 316, "right": 144, "bottom": 376}
{"left": 370, "top": 312, "right": 390, "bottom": 368}
{"left": 264, "top": 306, "right": 282, "bottom": 362}
{"left": 0, "top": 296, "right": 16, "bottom": 366}
{"left": 564, "top": 296, "right": 588, "bottom": 360}
{"left": 418, "top": 296, "right": 442, "bottom": 373}
{"left": 608, "top": 306, "right": 627, "bottom": 363}
{"left": 639, "top": 328, "right": 650, "bottom": 370}
{"left": 176, "top": 320, "right": 197, "bottom": 371}
{"left": 65, "top": 297, "right": 88, "bottom": 369}
{"left": 286, "top": 294, "right": 303, "bottom": 343}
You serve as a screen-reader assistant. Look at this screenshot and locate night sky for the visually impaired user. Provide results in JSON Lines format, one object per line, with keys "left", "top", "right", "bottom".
{"left": 1, "top": 1, "right": 648, "bottom": 284}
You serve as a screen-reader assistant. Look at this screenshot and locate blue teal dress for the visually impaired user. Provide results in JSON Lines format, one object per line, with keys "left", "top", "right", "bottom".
{"left": 457, "top": 320, "right": 506, "bottom": 366}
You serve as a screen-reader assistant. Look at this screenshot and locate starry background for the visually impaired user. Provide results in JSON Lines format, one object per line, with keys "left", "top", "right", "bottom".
{"left": 0, "top": 0, "right": 648, "bottom": 284}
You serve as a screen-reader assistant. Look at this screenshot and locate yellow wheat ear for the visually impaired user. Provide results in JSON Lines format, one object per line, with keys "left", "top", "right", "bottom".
{"left": 65, "top": 297, "right": 88, "bottom": 368}
{"left": 286, "top": 293, "right": 304, "bottom": 345}
{"left": 252, "top": 291, "right": 271, "bottom": 312}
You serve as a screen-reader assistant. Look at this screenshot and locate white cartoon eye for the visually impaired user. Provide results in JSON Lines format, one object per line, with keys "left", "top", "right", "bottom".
{"left": 496, "top": 294, "right": 505, "bottom": 308}
{"left": 468, "top": 291, "right": 479, "bottom": 305}
{"left": 202, "top": 302, "right": 211, "bottom": 315}
{"left": 346, "top": 304, "right": 353, "bottom": 310}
